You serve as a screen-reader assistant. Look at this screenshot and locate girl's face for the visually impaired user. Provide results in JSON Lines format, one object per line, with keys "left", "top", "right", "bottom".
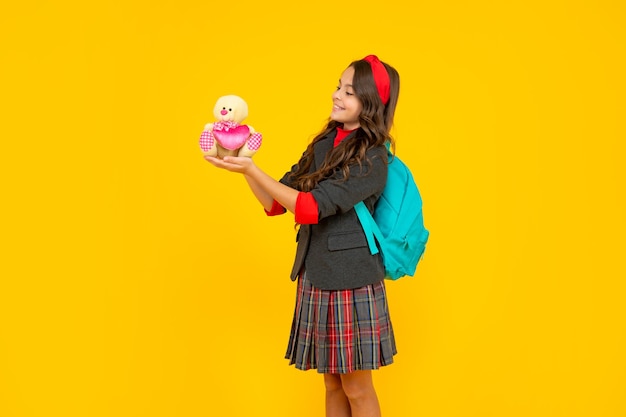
{"left": 330, "top": 66, "right": 362, "bottom": 130}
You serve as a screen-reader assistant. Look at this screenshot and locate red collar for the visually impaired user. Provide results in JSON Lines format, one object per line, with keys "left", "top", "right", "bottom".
{"left": 334, "top": 127, "right": 357, "bottom": 147}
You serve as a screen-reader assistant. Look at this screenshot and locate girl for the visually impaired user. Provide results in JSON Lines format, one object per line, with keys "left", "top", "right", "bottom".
{"left": 205, "top": 55, "right": 400, "bottom": 417}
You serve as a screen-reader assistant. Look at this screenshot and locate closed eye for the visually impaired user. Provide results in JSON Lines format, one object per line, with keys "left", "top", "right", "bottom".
{"left": 336, "top": 86, "right": 354, "bottom": 95}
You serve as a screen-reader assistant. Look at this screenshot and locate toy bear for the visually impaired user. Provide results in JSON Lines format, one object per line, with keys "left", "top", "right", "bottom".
{"left": 199, "top": 95, "right": 262, "bottom": 158}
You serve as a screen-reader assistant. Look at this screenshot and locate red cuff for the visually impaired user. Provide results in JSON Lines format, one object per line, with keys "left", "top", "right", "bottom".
{"left": 264, "top": 199, "right": 287, "bottom": 216}
{"left": 295, "top": 192, "right": 319, "bottom": 224}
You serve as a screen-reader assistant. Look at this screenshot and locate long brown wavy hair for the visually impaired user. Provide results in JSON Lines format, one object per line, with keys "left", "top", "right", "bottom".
{"left": 288, "top": 58, "right": 400, "bottom": 192}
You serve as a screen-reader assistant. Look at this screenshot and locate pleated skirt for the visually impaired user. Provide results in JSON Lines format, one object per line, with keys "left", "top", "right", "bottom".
{"left": 285, "top": 272, "right": 397, "bottom": 374}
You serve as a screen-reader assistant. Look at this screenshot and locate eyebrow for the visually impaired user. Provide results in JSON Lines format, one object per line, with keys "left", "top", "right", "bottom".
{"left": 338, "top": 79, "right": 354, "bottom": 87}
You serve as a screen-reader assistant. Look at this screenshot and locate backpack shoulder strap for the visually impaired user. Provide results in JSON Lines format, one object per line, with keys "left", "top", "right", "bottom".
{"left": 354, "top": 201, "right": 384, "bottom": 256}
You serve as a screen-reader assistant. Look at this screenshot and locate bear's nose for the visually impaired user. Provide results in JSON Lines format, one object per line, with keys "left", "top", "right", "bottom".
{"left": 220, "top": 110, "right": 228, "bottom": 116}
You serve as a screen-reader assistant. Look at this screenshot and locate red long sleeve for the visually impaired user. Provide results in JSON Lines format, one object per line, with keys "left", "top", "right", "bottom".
{"left": 295, "top": 192, "right": 319, "bottom": 224}
{"left": 264, "top": 199, "right": 287, "bottom": 216}
{"left": 264, "top": 192, "right": 319, "bottom": 224}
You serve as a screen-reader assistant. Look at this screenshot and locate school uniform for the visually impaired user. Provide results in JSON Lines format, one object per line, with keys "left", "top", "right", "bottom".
{"left": 269, "top": 127, "right": 397, "bottom": 374}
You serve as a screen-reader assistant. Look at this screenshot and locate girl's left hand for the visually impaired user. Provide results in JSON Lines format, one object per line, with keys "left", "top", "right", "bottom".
{"left": 204, "top": 155, "right": 254, "bottom": 175}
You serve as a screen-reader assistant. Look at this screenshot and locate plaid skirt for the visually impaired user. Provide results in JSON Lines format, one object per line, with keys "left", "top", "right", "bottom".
{"left": 285, "top": 272, "right": 397, "bottom": 374}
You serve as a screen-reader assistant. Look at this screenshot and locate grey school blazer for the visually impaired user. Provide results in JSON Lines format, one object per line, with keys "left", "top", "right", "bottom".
{"left": 279, "top": 132, "right": 388, "bottom": 290}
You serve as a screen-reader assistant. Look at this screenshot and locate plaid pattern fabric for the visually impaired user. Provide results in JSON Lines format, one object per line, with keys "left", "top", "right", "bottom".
{"left": 199, "top": 130, "right": 214, "bottom": 152}
{"left": 285, "top": 273, "right": 397, "bottom": 374}
{"left": 247, "top": 132, "right": 262, "bottom": 151}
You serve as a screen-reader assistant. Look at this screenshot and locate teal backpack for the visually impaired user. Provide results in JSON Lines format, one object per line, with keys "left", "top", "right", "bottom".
{"left": 355, "top": 148, "right": 429, "bottom": 280}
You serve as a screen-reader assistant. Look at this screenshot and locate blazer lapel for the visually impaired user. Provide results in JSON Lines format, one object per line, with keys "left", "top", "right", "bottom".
{"left": 313, "top": 129, "right": 360, "bottom": 169}
{"left": 313, "top": 133, "right": 335, "bottom": 169}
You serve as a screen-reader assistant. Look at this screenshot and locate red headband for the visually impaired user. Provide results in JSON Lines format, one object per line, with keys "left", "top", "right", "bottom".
{"left": 363, "top": 55, "right": 390, "bottom": 105}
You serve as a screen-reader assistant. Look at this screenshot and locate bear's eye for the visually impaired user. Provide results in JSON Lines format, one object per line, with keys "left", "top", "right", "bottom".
{"left": 229, "top": 108, "right": 232, "bottom": 112}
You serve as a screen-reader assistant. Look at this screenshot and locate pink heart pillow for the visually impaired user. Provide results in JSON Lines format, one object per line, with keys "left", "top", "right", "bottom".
{"left": 213, "top": 125, "right": 250, "bottom": 150}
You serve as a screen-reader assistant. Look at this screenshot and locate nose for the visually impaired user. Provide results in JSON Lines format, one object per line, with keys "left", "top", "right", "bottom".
{"left": 220, "top": 109, "right": 228, "bottom": 116}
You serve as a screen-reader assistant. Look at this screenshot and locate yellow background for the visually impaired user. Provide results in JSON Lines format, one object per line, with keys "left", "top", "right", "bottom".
{"left": 1, "top": 1, "right": 624, "bottom": 416}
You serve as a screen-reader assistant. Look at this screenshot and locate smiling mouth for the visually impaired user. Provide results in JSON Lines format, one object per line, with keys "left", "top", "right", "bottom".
{"left": 333, "top": 104, "right": 344, "bottom": 111}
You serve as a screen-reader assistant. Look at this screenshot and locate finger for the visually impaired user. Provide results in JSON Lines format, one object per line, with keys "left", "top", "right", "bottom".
{"left": 221, "top": 156, "right": 245, "bottom": 167}
{"left": 204, "top": 156, "right": 221, "bottom": 166}
{"left": 205, "top": 156, "right": 231, "bottom": 169}
{"left": 211, "top": 159, "right": 243, "bottom": 172}
{"left": 223, "top": 156, "right": 249, "bottom": 163}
